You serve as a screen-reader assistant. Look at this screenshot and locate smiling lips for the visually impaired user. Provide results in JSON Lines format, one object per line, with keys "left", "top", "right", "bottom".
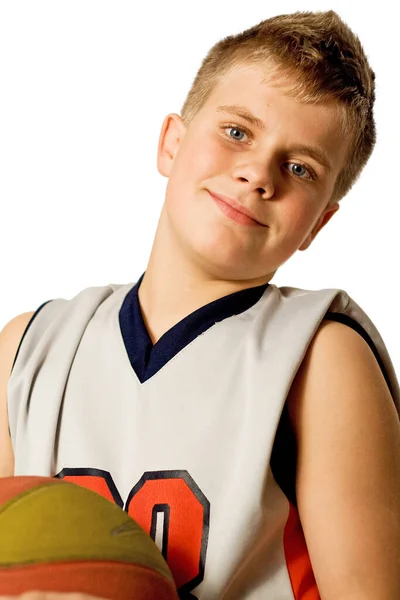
{"left": 208, "top": 191, "right": 266, "bottom": 227}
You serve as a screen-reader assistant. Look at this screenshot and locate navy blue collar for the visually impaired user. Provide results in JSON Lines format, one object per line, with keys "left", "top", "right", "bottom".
{"left": 119, "top": 273, "right": 269, "bottom": 383}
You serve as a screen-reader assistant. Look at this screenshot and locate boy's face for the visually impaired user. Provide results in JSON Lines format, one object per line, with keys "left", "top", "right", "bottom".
{"left": 157, "top": 63, "right": 349, "bottom": 283}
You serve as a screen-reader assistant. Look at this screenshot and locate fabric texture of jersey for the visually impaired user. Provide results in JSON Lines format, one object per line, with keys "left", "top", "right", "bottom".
{"left": 7, "top": 278, "right": 400, "bottom": 600}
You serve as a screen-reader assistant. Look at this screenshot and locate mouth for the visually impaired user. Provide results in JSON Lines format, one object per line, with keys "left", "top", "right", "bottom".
{"left": 208, "top": 191, "right": 267, "bottom": 227}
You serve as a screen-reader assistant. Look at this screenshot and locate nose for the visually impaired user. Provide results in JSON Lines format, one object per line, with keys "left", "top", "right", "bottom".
{"left": 236, "top": 176, "right": 275, "bottom": 200}
{"left": 233, "top": 160, "right": 275, "bottom": 199}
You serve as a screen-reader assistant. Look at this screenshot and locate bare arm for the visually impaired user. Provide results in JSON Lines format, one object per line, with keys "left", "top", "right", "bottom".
{"left": 287, "top": 320, "right": 400, "bottom": 599}
{"left": 0, "top": 311, "right": 35, "bottom": 477}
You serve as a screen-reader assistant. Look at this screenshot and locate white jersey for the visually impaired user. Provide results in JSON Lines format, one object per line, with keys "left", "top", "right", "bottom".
{"left": 7, "top": 276, "right": 400, "bottom": 599}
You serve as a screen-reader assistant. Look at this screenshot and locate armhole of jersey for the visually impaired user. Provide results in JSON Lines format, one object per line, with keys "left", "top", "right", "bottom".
{"left": 10, "top": 300, "right": 53, "bottom": 375}
{"left": 271, "top": 312, "right": 390, "bottom": 509}
{"left": 271, "top": 402, "right": 297, "bottom": 507}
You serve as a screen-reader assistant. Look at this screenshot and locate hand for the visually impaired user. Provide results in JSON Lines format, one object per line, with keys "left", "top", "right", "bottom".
{"left": 0, "top": 593, "right": 108, "bottom": 599}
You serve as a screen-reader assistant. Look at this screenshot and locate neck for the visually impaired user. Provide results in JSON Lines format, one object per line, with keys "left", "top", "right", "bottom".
{"left": 137, "top": 208, "right": 274, "bottom": 343}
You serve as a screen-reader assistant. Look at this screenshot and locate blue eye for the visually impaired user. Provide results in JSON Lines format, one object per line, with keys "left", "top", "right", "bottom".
{"left": 288, "top": 163, "right": 308, "bottom": 178}
{"left": 227, "top": 126, "right": 247, "bottom": 142}
{"left": 285, "top": 163, "right": 315, "bottom": 180}
{"left": 221, "top": 124, "right": 250, "bottom": 143}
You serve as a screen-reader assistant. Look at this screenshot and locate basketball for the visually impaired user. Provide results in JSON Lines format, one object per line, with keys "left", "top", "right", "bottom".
{"left": 0, "top": 476, "right": 178, "bottom": 599}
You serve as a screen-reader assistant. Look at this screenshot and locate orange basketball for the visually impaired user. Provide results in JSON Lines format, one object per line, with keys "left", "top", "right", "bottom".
{"left": 0, "top": 476, "right": 178, "bottom": 599}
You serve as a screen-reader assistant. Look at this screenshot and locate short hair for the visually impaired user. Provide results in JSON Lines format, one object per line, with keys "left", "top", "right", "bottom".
{"left": 180, "top": 10, "right": 376, "bottom": 205}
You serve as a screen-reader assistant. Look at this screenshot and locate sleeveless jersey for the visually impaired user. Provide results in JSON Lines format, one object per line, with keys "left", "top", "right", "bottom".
{"left": 7, "top": 276, "right": 400, "bottom": 599}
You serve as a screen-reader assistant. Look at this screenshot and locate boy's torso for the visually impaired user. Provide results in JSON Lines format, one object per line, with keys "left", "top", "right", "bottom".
{"left": 7, "top": 279, "right": 400, "bottom": 599}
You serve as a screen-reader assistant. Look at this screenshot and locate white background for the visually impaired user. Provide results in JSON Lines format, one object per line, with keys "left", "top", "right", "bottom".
{"left": 1, "top": 1, "right": 398, "bottom": 372}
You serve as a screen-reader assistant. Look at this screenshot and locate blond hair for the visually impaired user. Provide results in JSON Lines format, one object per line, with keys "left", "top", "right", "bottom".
{"left": 181, "top": 10, "right": 376, "bottom": 205}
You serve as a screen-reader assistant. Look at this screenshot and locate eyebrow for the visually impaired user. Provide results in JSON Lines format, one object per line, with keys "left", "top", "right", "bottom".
{"left": 216, "top": 104, "right": 332, "bottom": 172}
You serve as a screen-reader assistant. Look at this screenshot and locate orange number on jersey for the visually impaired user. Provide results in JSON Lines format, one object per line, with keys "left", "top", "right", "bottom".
{"left": 56, "top": 467, "right": 124, "bottom": 507}
{"left": 126, "top": 470, "right": 209, "bottom": 594}
{"left": 55, "top": 467, "right": 210, "bottom": 597}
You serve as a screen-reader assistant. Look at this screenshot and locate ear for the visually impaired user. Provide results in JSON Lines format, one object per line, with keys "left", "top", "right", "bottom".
{"left": 157, "top": 113, "right": 187, "bottom": 178}
{"left": 299, "top": 202, "right": 340, "bottom": 251}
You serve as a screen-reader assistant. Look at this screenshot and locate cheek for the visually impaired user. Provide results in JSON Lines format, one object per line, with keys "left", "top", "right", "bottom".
{"left": 279, "top": 201, "right": 317, "bottom": 242}
{"left": 282, "top": 202, "right": 306, "bottom": 227}
{"left": 178, "top": 133, "right": 227, "bottom": 176}
{"left": 166, "top": 138, "right": 228, "bottom": 212}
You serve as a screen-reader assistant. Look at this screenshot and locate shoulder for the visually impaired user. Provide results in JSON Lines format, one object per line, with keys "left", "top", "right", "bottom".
{"left": 1, "top": 311, "right": 36, "bottom": 344}
{"left": 286, "top": 319, "right": 400, "bottom": 597}
{"left": 0, "top": 311, "right": 35, "bottom": 476}
{"left": 287, "top": 318, "right": 393, "bottom": 424}
{"left": 0, "top": 312, "right": 36, "bottom": 376}
{"left": 286, "top": 319, "right": 399, "bottom": 474}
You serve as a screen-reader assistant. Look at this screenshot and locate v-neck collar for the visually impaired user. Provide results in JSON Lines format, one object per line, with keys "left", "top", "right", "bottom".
{"left": 119, "top": 273, "right": 270, "bottom": 383}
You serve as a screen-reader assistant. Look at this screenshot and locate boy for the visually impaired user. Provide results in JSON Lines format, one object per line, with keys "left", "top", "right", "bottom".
{"left": 1, "top": 9, "right": 400, "bottom": 600}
